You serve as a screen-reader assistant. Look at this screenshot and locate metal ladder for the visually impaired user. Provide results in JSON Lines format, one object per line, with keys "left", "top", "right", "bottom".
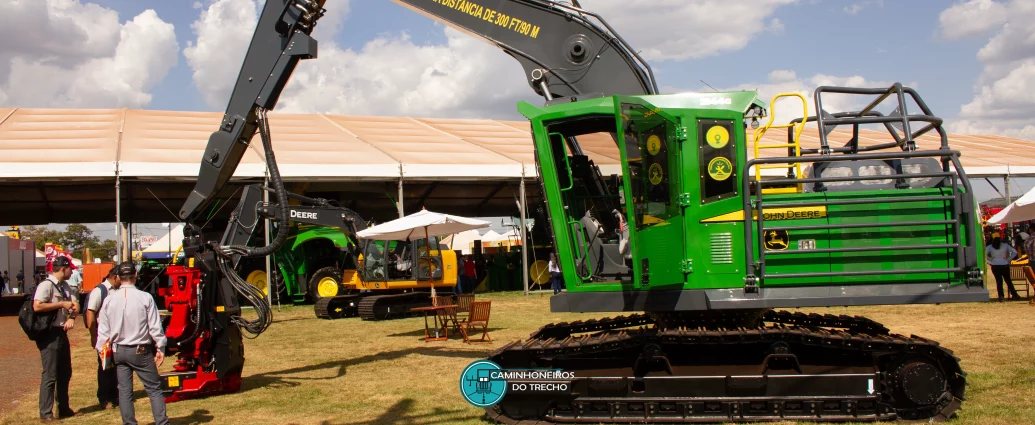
{"left": 753, "top": 93, "right": 808, "bottom": 194}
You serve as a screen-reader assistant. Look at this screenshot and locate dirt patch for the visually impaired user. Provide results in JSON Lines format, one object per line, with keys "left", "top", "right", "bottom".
{"left": 0, "top": 295, "right": 43, "bottom": 421}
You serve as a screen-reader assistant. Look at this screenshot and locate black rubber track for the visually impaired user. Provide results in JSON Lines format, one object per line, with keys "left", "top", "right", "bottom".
{"left": 482, "top": 311, "right": 965, "bottom": 424}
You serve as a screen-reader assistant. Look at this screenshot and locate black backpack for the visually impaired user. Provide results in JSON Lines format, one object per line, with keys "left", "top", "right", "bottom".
{"left": 18, "top": 279, "right": 58, "bottom": 341}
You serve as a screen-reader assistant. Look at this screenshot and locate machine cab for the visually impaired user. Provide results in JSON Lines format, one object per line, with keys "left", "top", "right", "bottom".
{"left": 524, "top": 86, "right": 986, "bottom": 313}
{"left": 522, "top": 93, "right": 760, "bottom": 294}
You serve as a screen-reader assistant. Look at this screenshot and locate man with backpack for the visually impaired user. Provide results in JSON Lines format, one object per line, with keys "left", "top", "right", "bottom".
{"left": 85, "top": 267, "right": 120, "bottom": 409}
{"left": 31, "top": 256, "right": 79, "bottom": 422}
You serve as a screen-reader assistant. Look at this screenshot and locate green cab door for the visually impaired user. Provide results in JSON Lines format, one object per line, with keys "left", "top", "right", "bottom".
{"left": 614, "top": 97, "right": 687, "bottom": 289}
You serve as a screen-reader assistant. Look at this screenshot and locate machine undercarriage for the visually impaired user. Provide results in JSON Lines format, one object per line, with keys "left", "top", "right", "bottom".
{"left": 486, "top": 310, "right": 964, "bottom": 423}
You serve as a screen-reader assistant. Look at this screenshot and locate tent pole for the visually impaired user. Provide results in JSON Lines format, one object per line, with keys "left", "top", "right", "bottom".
{"left": 425, "top": 225, "right": 435, "bottom": 300}
{"left": 398, "top": 169, "right": 405, "bottom": 218}
{"left": 1005, "top": 173, "right": 1012, "bottom": 235}
{"left": 520, "top": 171, "right": 529, "bottom": 296}
{"left": 115, "top": 169, "right": 122, "bottom": 261}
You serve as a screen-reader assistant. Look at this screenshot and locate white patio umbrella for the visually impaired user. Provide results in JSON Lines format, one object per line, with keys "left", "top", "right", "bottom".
{"left": 357, "top": 209, "right": 490, "bottom": 298}
{"left": 988, "top": 186, "right": 1035, "bottom": 224}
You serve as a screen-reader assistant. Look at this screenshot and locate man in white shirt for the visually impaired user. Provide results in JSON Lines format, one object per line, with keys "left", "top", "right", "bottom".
{"left": 66, "top": 266, "right": 82, "bottom": 298}
{"left": 85, "top": 267, "right": 120, "bottom": 409}
{"left": 32, "top": 256, "right": 79, "bottom": 422}
{"left": 96, "top": 262, "right": 169, "bottom": 425}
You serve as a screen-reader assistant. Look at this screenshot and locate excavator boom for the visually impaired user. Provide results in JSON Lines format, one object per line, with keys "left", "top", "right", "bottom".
{"left": 391, "top": 0, "right": 657, "bottom": 100}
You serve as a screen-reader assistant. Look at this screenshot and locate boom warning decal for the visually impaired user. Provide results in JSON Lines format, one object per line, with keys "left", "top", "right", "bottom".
{"left": 431, "top": 0, "right": 541, "bottom": 39}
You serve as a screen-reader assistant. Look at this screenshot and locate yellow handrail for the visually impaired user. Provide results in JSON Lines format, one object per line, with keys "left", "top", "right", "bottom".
{"left": 753, "top": 92, "right": 808, "bottom": 193}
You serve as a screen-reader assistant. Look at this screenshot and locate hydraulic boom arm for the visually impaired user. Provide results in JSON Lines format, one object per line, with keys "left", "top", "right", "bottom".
{"left": 179, "top": 0, "right": 327, "bottom": 223}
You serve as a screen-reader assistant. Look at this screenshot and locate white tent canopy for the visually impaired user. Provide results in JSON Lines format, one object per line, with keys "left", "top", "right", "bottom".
{"left": 988, "top": 186, "right": 1035, "bottom": 224}
{"left": 143, "top": 224, "right": 185, "bottom": 253}
{"left": 0, "top": 107, "right": 1032, "bottom": 182}
{"left": 357, "top": 209, "right": 490, "bottom": 241}
{"left": 443, "top": 229, "right": 482, "bottom": 255}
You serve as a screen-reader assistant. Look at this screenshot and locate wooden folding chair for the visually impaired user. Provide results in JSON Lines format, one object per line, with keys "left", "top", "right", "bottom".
{"left": 432, "top": 295, "right": 458, "bottom": 332}
{"left": 460, "top": 301, "right": 492, "bottom": 343}
{"left": 455, "top": 294, "right": 475, "bottom": 322}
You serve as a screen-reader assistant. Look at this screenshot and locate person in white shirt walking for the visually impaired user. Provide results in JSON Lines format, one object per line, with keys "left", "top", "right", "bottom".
{"left": 95, "top": 262, "right": 169, "bottom": 425}
{"left": 986, "top": 233, "right": 1021, "bottom": 301}
{"left": 85, "top": 267, "right": 121, "bottom": 409}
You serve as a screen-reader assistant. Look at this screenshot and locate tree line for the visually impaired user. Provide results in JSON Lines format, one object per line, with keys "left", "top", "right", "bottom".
{"left": 18, "top": 224, "right": 119, "bottom": 262}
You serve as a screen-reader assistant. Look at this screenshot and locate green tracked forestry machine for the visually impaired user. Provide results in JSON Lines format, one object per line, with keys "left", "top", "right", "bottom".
{"left": 171, "top": 0, "right": 988, "bottom": 421}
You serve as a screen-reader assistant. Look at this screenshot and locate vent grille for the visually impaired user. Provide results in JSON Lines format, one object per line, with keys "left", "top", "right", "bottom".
{"left": 711, "top": 233, "right": 733, "bottom": 264}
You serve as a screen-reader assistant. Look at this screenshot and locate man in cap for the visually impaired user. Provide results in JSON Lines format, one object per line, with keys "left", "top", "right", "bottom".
{"left": 96, "top": 262, "right": 169, "bottom": 425}
{"left": 32, "top": 256, "right": 79, "bottom": 422}
{"left": 85, "top": 267, "right": 121, "bottom": 409}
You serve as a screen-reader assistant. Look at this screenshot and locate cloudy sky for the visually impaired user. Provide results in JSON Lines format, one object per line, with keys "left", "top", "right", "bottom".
{"left": 4, "top": 0, "right": 1034, "bottom": 238}
{"left": 4, "top": 0, "right": 1034, "bottom": 137}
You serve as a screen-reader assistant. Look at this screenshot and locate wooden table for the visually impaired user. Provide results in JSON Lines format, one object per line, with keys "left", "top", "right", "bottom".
{"left": 411, "top": 304, "right": 457, "bottom": 342}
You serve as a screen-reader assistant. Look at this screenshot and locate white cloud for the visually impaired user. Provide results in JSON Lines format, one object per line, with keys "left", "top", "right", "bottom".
{"left": 939, "top": 0, "right": 1035, "bottom": 140}
{"left": 937, "top": 0, "right": 1008, "bottom": 40}
{"left": 0, "top": 0, "right": 178, "bottom": 108}
{"left": 585, "top": 0, "right": 798, "bottom": 61}
{"left": 184, "top": 0, "right": 262, "bottom": 108}
{"left": 275, "top": 28, "right": 529, "bottom": 118}
{"left": 186, "top": 0, "right": 533, "bottom": 118}
{"left": 844, "top": 0, "right": 883, "bottom": 15}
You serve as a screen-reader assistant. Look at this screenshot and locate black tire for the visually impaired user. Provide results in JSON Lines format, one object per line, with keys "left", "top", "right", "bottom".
{"left": 307, "top": 267, "right": 343, "bottom": 303}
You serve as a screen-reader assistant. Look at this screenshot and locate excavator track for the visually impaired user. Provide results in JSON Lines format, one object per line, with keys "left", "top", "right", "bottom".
{"left": 314, "top": 294, "right": 365, "bottom": 319}
{"left": 357, "top": 292, "right": 433, "bottom": 320}
{"left": 483, "top": 311, "right": 964, "bottom": 424}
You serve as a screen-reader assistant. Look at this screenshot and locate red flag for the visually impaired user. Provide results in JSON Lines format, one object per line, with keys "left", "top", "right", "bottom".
{"left": 45, "top": 245, "right": 56, "bottom": 273}
{"left": 44, "top": 245, "right": 78, "bottom": 272}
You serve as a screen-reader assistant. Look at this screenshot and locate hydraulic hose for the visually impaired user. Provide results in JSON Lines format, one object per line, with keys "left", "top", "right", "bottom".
{"left": 219, "top": 109, "right": 290, "bottom": 258}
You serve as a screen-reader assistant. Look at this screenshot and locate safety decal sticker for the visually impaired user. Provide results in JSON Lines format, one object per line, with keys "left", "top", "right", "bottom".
{"left": 646, "top": 135, "right": 662, "bottom": 156}
{"left": 707, "top": 157, "right": 733, "bottom": 181}
{"left": 648, "top": 163, "right": 664, "bottom": 186}
{"left": 705, "top": 125, "right": 730, "bottom": 149}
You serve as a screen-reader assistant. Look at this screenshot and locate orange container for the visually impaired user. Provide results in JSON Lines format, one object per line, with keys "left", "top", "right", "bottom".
{"left": 81, "top": 263, "right": 115, "bottom": 293}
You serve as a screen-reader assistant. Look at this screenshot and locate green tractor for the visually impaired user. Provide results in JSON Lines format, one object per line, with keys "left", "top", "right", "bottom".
{"left": 237, "top": 222, "right": 359, "bottom": 304}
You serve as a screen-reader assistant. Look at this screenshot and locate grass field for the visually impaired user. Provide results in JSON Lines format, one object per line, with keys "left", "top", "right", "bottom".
{"left": 2, "top": 291, "right": 1033, "bottom": 425}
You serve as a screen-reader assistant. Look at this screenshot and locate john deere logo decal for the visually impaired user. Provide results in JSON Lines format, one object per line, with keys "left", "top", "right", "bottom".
{"left": 460, "top": 360, "right": 507, "bottom": 408}
{"left": 648, "top": 163, "right": 664, "bottom": 185}
{"left": 764, "top": 230, "right": 790, "bottom": 251}
{"left": 646, "top": 135, "right": 662, "bottom": 155}
{"left": 707, "top": 157, "right": 733, "bottom": 181}
{"left": 706, "top": 125, "right": 730, "bottom": 149}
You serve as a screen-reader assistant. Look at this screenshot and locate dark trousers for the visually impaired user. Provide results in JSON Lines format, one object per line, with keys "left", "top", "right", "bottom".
{"left": 551, "top": 272, "right": 563, "bottom": 294}
{"left": 114, "top": 345, "right": 169, "bottom": 425}
{"left": 96, "top": 351, "right": 119, "bottom": 406}
{"left": 455, "top": 275, "right": 466, "bottom": 294}
{"left": 36, "top": 328, "right": 72, "bottom": 419}
{"left": 991, "top": 264, "right": 1020, "bottom": 300}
